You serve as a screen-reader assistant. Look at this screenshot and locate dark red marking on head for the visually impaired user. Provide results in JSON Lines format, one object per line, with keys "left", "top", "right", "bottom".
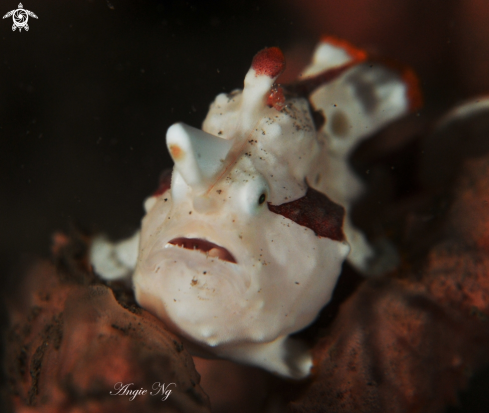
{"left": 268, "top": 187, "right": 345, "bottom": 241}
{"left": 252, "top": 47, "right": 286, "bottom": 78}
{"left": 283, "top": 60, "right": 358, "bottom": 98}
{"left": 320, "top": 36, "right": 368, "bottom": 63}
{"left": 267, "top": 85, "right": 286, "bottom": 110}
{"left": 283, "top": 37, "right": 367, "bottom": 98}
{"left": 153, "top": 168, "right": 172, "bottom": 197}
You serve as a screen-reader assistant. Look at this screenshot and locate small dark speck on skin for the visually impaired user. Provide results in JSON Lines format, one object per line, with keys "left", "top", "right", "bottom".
{"left": 189, "top": 211, "right": 192, "bottom": 214}
{"left": 173, "top": 339, "right": 184, "bottom": 352}
{"left": 203, "top": 271, "right": 207, "bottom": 274}
{"left": 295, "top": 282, "right": 300, "bottom": 285}
{"left": 164, "top": 198, "right": 168, "bottom": 202}
{"left": 216, "top": 189, "right": 222, "bottom": 194}
{"left": 218, "top": 131, "right": 223, "bottom": 135}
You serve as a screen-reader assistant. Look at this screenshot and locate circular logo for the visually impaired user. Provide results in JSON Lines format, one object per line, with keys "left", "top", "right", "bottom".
{"left": 13, "top": 9, "right": 27, "bottom": 27}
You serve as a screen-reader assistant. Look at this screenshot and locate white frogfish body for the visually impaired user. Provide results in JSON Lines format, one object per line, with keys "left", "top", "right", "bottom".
{"left": 91, "top": 38, "right": 420, "bottom": 379}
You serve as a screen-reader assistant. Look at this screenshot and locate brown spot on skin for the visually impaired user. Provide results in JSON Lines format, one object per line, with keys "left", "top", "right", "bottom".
{"left": 169, "top": 144, "right": 184, "bottom": 160}
{"left": 330, "top": 110, "right": 350, "bottom": 137}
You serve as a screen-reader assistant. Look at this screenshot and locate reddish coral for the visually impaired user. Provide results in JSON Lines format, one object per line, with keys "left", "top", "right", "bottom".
{"left": 5, "top": 237, "right": 211, "bottom": 413}
{"left": 251, "top": 47, "right": 286, "bottom": 78}
{"left": 288, "top": 152, "right": 489, "bottom": 413}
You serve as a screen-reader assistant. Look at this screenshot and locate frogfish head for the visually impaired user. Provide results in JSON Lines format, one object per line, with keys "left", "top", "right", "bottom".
{"left": 133, "top": 47, "right": 350, "bottom": 354}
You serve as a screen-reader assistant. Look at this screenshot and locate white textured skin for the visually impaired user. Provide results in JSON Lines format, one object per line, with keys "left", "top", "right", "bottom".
{"left": 93, "top": 39, "right": 413, "bottom": 378}
{"left": 134, "top": 163, "right": 349, "bottom": 377}
{"left": 202, "top": 76, "right": 321, "bottom": 205}
{"left": 303, "top": 44, "right": 410, "bottom": 273}
{"left": 134, "top": 53, "right": 352, "bottom": 378}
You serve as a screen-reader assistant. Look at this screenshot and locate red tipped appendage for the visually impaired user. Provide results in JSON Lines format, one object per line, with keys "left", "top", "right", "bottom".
{"left": 251, "top": 47, "right": 286, "bottom": 78}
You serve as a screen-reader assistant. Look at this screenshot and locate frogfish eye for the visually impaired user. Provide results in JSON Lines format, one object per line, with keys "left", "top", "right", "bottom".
{"left": 258, "top": 193, "right": 266, "bottom": 205}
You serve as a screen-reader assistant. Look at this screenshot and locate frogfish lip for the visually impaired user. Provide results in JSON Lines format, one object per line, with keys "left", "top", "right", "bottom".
{"left": 167, "top": 237, "right": 237, "bottom": 264}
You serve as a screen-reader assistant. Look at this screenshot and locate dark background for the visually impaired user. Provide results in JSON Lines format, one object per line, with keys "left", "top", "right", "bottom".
{"left": 2, "top": 0, "right": 488, "bottom": 280}
{"left": 1, "top": 0, "right": 489, "bottom": 411}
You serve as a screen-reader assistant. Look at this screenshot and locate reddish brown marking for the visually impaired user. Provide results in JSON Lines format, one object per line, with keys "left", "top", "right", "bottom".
{"left": 267, "top": 85, "right": 286, "bottom": 110}
{"left": 402, "top": 67, "right": 423, "bottom": 112}
{"left": 251, "top": 47, "right": 286, "bottom": 78}
{"left": 283, "top": 37, "right": 366, "bottom": 98}
{"left": 283, "top": 60, "right": 359, "bottom": 97}
{"left": 153, "top": 168, "right": 172, "bottom": 197}
{"left": 268, "top": 187, "right": 345, "bottom": 241}
{"left": 320, "top": 35, "right": 368, "bottom": 62}
{"left": 376, "top": 58, "right": 423, "bottom": 112}
{"left": 169, "top": 144, "right": 184, "bottom": 160}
